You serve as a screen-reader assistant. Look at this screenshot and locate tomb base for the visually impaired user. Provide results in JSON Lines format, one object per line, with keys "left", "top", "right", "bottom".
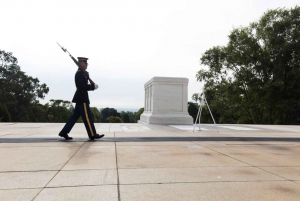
{"left": 140, "top": 111, "right": 193, "bottom": 125}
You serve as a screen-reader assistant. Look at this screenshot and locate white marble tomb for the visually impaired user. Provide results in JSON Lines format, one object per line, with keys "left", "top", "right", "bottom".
{"left": 140, "top": 76, "right": 193, "bottom": 125}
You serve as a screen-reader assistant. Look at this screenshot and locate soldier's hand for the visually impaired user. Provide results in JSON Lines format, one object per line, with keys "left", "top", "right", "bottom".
{"left": 94, "top": 84, "right": 99, "bottom": 90}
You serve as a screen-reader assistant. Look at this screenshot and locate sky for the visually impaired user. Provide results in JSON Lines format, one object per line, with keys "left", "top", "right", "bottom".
{"left": 1, "top": 0, "right": 299, "bottom": 110}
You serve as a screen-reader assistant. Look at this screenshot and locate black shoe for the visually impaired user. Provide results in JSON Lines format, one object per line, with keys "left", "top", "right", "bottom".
{"left": 90, "top": 134, "right": 105, "bottom": 140}
{"left": 59, "top": 133, "right": 73, "bottom": 140}
{"left": 95, "top": 134, "right": 105, "bottom": 139}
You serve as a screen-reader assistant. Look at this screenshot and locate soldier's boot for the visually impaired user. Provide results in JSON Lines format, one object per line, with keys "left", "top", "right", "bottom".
{"left": 59, "top": 132, "right": 73, "bottom": 140}
{"left": 90, "top": 134, "right": 105, "bottom": 141}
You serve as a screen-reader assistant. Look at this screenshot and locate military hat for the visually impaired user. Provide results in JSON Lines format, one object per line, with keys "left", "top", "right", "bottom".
{"left": 77, "top": 57, "right": 88, "bottom": 64}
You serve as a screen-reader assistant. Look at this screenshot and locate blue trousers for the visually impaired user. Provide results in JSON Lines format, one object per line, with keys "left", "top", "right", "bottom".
{"left": 60, "top": 103, "right": 96, "bottom": 138}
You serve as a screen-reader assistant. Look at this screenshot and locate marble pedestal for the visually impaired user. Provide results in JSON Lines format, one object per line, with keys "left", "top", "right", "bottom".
{"left": 140, "top": 77, "right": 193, "bottom": 125}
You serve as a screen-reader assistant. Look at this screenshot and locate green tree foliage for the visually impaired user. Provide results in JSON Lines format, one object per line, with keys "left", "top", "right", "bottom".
{"left": 0, "top": 103, "right": 11, "bottom": 122}
{"left": 135, "top": 108, "right": 144, "bottom": 122}
{"left": 188, "top": 102, "right": 199, "bottom": 123}
{"left": 120, "top": 111, "right": 130, "bottom": 123}
{"left": 120, "top": 111, "right": 136, "bottom": 123}
{"left": 27, "top": 103, "right": 49, "bottom": 122}
{"left": 90, "top": 107, "right": 101, "bottom": 123}
{"left": 129, "top": 112, "right": 137, "bottom": 123}
{"left": 192, "top": 92, "right": 224, "bottom": 124}
{"left": 106, "top": 116, "right": 124, "bottom": 123}
{"left": 47, "top": 99, "right": 74, "bottom": 122}
{"left": 196, "top": 6, "right": 300, "bottom": 124}
{"left": 0, "top": 50, "right": 49, "bottom": 121}
{"left": 100, "top": 107, "right": 120, "bottom": 122}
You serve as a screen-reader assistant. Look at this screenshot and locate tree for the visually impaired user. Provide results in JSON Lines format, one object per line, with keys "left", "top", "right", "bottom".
{"left": 27, "top": 103, "right": 49, "bottom": 122}
{"left": 100, "top": 107, "right": 120, "bottom": 122}
{"left": 0, "top": 50, "right": 49, "bottom": 122}
{"left": 196, "top": 6, "right": 300, "bottom": 124}
{"left": 120, "top": 111, "right": 130, "bottom": 123}
{"left": 129, "top": 112, "right": 137, "bottom": 123}
{"left": 120, "top": 111, "right": 136, "bottom": 123}
{"left": 106, "top": 116, "right": 124, "bottom": 123}
{"left": 188, "top": 102, "right": 199, "bottom": 123}
{"left": 135, "top": 108, "right": 144, "bottom": 122}
{"left": 47, "top": 99, "right": 74, "bottom": 122}
{"left": 90, "top": 107, "right": 101, "bottom": 123}
{"left": 0, "top": 103, "right": 11, "bottom": 122}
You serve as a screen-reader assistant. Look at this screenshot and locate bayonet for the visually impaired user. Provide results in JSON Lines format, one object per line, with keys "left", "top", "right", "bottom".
{"left": 56, "top": 42, "right": 95, "bottom": 85}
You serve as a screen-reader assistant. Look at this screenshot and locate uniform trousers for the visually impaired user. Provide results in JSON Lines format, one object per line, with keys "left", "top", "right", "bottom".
{"left": 60, "top": 102, "right": 96, "bottom": 138}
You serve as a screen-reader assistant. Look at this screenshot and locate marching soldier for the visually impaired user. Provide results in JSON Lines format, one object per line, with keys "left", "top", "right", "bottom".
{"left": 58, "top": 57, "right": 104, "bottom": 140}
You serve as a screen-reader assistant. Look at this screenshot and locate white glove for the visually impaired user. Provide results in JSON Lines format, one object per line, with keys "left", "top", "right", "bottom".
{"left": 94, "top": 84, "right": 99, "bottom": 90}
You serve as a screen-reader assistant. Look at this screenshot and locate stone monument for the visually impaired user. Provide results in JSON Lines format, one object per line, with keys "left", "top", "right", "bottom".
{"left": 140, "top": 77, "right": 193, "bottom": 125}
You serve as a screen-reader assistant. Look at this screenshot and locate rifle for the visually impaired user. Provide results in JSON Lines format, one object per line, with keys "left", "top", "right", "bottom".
{"left": 57, "top": 42, "right": 95, "bottom": 85}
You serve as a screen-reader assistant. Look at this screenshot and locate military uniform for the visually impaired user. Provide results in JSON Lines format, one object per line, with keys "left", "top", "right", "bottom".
{"left": 59, "top": 57, "right": 103, "bottom": 140}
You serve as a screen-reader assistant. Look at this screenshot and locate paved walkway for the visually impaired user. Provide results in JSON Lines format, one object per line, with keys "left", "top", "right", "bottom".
{"left": 0, "top": 123, "right": 299, "bottom": 201}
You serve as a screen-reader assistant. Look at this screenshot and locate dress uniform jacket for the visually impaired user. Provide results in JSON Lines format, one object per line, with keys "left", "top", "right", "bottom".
{"left": 72, "top": 70, "right": 95, "bottom": 103}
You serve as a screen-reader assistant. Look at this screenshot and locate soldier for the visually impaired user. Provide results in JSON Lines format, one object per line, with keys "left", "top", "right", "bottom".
{"left": 59, "top": 57, "right": 104, "bottom": 140}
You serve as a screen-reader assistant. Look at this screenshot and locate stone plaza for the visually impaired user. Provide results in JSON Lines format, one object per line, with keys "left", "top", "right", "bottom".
{"left": 0, "top": 123, "right": 300, "bottom": 201}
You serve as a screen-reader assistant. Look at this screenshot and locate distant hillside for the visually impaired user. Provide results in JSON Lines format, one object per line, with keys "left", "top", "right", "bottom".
{"left": 116, "top": 108, "right": 140, "bottom": 113}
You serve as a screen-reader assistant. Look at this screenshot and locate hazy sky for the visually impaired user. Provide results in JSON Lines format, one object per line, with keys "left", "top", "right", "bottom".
{"left": 1, "top": 0, "right": 299, "bottom": 110}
